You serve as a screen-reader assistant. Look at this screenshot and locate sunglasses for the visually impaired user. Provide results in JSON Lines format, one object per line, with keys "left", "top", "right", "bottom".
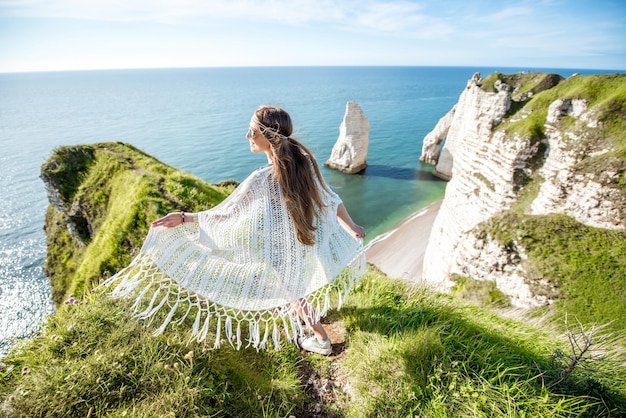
{"left": 247, "top": 127, "right": 256, "bottom": 138}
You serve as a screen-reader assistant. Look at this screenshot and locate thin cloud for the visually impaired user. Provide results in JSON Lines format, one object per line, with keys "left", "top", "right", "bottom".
{"left": 459, "top": 1, "right": 624, "bottom": 58}
{"left": 0, "top": 0, "right": 451, "bottom": 36}
{"left": 0, "top": 0, "right": 353, "bottom": 22}
{"left": 475, "top": 6, "right": 534, "bottom": 22}
{"left": 342, "top": 1, "right": 454, "bottom": 38}
{"left": 1, "top": 0, "right": 623, "bottom": 70}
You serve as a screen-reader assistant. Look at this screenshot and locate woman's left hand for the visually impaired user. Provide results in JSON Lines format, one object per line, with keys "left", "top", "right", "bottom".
{"left": 151, "top": 212, "right": 184, "bottom": 228}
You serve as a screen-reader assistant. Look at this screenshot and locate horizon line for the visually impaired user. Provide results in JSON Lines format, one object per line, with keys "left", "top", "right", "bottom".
{"left": 2, "top": 64, "right": 624, "bottom": 76}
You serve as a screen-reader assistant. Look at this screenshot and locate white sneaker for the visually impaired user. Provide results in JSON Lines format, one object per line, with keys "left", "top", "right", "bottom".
{"left": 298, "top": 335, "right": 332, "bottom": 355}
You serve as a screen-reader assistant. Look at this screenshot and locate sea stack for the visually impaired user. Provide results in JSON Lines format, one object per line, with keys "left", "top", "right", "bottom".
{"left": 325, "top": 101, "right": 369, "bottom": 174}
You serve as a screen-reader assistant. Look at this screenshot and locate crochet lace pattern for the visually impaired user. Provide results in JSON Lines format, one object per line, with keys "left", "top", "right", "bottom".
{"left": 102, "top": 164, "right": 366, "bottom": 350}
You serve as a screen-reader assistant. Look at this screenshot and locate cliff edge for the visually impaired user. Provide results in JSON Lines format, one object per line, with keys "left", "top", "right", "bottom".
{"left": 420, "top": 72, "right": 626, "bottom": 316}
{"left": 40, "top": 142, "right": 236, "bottom": 304}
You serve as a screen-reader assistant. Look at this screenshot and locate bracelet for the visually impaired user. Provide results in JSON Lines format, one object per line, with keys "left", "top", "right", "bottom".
{"left": 180, "top": 211, "right": 185, "bottom": 223}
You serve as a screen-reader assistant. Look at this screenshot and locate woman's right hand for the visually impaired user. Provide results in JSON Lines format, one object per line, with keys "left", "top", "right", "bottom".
{"left": 151, "top": 212, "right": 184, "bottom": 228}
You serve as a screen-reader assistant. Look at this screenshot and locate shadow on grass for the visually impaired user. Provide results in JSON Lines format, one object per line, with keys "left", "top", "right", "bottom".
{"left": 337, "top": 299, "right": 626, "bottom": 416}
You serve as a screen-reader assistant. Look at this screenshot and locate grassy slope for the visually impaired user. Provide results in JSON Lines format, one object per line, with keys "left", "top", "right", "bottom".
{"left": 477, "top": 71, "right": 564, "bottom": 100}
{"left": 41, "top": 142, "right": 236, "bottom": 304}
{"left": 1, "top": 270, "right": 624, "bottom": 417}
{"left": 501, "top": 73, "right": 626, "bottom": 183}
{"left": 482, "top": 212, "right": 626, "bottom": 334}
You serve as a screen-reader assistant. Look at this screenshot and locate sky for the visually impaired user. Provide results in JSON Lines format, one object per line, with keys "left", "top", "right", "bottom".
{"left": 0, "top": 0, "right": 625, "bottom": 73}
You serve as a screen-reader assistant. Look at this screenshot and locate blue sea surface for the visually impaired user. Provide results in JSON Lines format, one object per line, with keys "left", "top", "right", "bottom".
{"left": 0, "top": 65, "right": 615, "bottom": 358}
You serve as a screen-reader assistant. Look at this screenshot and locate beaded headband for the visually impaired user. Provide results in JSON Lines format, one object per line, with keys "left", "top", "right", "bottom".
{"left": 252, "top": 114, "right": 289, "bottom": 144}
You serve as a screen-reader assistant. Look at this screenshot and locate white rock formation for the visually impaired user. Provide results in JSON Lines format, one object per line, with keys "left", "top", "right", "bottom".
{"left": 449, "top": 232, "right": 557, "bottom": 308}
{"left": 419, "top": 105, "right": 456, "bottom": 179}
{"left": 325, "top": 101, "right": 369, "bottom": 174}
{"left": 529, "top": 99, "right": 623, "bottom": 230}
{"left": 420, "top": 73, "right": 511, "bottom": 180}
{"left": 421, "top": 73, "right": 528, "bottom": 293}
{"left": 419, "top": 72, "right": 624, "bottom": 308}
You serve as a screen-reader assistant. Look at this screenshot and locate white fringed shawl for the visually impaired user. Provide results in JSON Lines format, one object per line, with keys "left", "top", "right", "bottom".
{"left": 102, "top": 164, "right": 366, "bottom": 350}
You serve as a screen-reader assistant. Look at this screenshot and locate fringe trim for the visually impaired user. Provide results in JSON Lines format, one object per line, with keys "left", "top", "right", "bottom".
{"left": 100, "top": 250, "right": 366, "bottom": 351}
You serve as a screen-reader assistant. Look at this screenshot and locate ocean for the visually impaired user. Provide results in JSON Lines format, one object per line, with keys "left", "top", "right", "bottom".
{"left": 0, "top": 65, "right": 614, "bottom": 358}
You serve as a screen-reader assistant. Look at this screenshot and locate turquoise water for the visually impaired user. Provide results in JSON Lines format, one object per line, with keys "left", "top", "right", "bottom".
{"left": 0, "top": 65, "right": 614, "bottom": 357}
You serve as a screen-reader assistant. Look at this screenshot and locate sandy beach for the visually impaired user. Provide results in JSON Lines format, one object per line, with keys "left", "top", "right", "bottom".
{"left": 365, "top": 200, "right": 442, "bottom": 282}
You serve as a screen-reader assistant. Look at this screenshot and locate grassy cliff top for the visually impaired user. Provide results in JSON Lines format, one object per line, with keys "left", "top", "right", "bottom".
{"left": 483, "top": 72, "right": 626, "bottom": 205}
{"left": 40, "top": 142, "right": 237, "bottom": 303}
{"left": 477, "top": 71, "right": 564, "bottom": 99}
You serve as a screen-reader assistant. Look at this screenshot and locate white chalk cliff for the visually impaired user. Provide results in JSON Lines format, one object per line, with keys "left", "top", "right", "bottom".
{"left": 420, "top": 72, "right": 625, "bottom": 308}
{"left": 420, "top": 73, "right": 512, "bottom": 180}
{"left": 528, "top": 98, "right": 623, "bottom": 230}
{"left": 325, "top": 101, "right": 369, "bottom": 174}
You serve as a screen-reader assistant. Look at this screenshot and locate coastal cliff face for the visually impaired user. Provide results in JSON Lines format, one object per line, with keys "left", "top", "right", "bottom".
{"left": 419, "top": 72, "right": 516, "bottom": 180}
{"left": 40, "top": 142, "right": 236, "bottom": 304}
{"left": 421, "top": 72, "right": 626, "bottom": 308}
{"left": 325, "top": 101, "right": 370, "bottom": 174}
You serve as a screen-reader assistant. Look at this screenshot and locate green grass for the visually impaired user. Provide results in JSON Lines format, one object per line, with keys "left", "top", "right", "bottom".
{"left": 478, "top": 72, "right": 563, "bottom": 99}
{"left": 2, "top": 269, "right": 624, "bottom": 417}
{"left": 41, "top": 142, "right": 237, "bottom": 304}
{"left": 481, "top": 211, "right": 626, "bottom": 334}
{"left": 474, "top": 72, "right": 567, "bottom": 149}
{"left": 0, "top": 296, "right": 304, "bottom": 417}
{"left": 450, "top": 274, "right": 512, "bottom": 308}
{"left": 340, "top": 270, "right": 625, "bottom": 417}
{"left": 498, "top": 74, "right": 626, "bottom": 152}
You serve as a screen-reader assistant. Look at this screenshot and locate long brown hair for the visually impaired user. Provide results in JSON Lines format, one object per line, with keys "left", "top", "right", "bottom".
{"left": 252, "top": 105, "right": 329, "bottom": 246}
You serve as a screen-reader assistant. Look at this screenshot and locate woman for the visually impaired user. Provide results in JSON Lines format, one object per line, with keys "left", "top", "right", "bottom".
{"left": 104, "top": 105, "right": 365, "bottom": 355}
